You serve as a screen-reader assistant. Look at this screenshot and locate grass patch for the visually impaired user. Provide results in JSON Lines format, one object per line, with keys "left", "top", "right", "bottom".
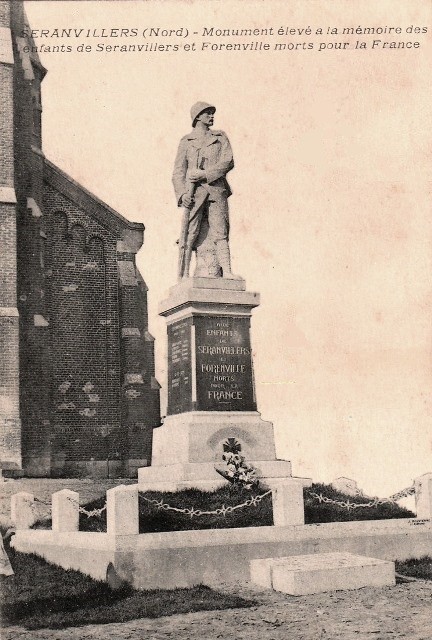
{"left": 0, "top": 552, "right": 255, "bottom": 629}
{"left": 304, "top": 483, "right": 415, "bottom": 523}
{"left": 395, "top": 556, "right": 432, "bottom": 581}
{"left": 73, "top": 484, "right": 274, "bottom": 533}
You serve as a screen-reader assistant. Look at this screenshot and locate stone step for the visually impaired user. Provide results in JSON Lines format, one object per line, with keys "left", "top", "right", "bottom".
{"left": 138, "top": 459, "right": 295, "bottom": 489}
{"left": 250, "top": 551, "right": 395, "bottom": 595}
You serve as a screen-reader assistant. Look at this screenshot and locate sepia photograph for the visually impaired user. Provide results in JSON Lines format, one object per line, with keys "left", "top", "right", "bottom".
{"left": 1, "top": 0, "right": 431, "bottom": 638}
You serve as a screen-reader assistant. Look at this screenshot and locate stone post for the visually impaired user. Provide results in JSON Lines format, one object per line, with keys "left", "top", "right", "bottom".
{"left": 414, "top": 473, "right": 432, "bottom": 519}
{"left": 52, "top": 489, "right": 79, "bottom": 532}
{"left": 271, "top": 480, "right": 305, "bottom": 526}
{"left": 106, "top": 484, "right": 139, "bottom": 536}
{"left": 11, "top": 492, "right": 35, "bottom": 529}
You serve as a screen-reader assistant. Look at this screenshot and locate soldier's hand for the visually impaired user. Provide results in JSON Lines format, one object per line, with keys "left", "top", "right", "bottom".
{"left": 181, "top": 194, "right": 194, "bottom": 208}
{"left": 188, "top": 169, "right": 206, "bottom": 182}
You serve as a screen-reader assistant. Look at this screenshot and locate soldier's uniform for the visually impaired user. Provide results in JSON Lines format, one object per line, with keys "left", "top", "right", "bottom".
{"left": 172, "top": 128, "right": 234, "bottom": 247}
{"left": 172, "top": 102, "right": 238, "bottom": 278}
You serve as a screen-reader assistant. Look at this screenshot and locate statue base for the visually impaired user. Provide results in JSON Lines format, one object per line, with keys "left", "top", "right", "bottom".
{"left": 138, "top": 411, "right": 294, "bottom": 491}
{"left": 138, "top": 277, "right": 305, "bottom": 491}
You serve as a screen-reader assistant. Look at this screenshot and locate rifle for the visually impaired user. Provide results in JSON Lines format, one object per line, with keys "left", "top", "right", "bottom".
{"left": 177, "top": 181, "right": 196, "bottom": 280}
{"left": 177, "top": 153, "right": 204, "bottom": 280}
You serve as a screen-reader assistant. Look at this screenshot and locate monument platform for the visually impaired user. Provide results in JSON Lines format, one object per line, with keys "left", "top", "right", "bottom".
{"left": 139, "top": 276, "right": 299, "bottom": 491}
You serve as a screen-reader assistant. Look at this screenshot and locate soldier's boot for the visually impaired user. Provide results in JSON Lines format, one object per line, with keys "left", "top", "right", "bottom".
{"left": 216, "top": 240, "right": 242, "bottom": 280}
{"left": 182, "top": 246, "right": 193, "bottom": 279}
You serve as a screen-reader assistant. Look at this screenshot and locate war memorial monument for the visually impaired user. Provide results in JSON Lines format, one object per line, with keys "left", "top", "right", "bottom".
{"left": 8, "top": 102, "right": 432, "bottom": 603}
{"left": 138, "top": 102, "right": 305, "bottom": 492}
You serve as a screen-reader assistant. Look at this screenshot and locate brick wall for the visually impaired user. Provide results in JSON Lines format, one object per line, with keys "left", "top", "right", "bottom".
{"left": 11, "top": 0, "right": 51, "bottom": 475}
{"left": 0, "top": 204, "right": 17, "bottom": 305}
{"left": 41, "top": 170, "right": 159, "bottom": 477}
{"left": 0, "top": 0, "right": 21, "bottom": 470}
{"left": 0, "top": 308, "right": 21, "bottom": 468}
{"left": 0, "top": 0, "right": 160, "bottom": 477}
{"left": 118, "top": 260, "right": 159, "bottom": 472}
{"left": 0, "top": 67, "right": 14, "bottom": 185}
{"left": 44, "top": 187, "right": 122, "bottom": 474}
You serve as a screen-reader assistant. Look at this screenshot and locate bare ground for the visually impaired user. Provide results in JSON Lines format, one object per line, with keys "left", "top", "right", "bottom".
{"left": 2, "top": 479, "right": 432, "bottom": 639}
{"left": 3, "top": 580, "right": 432, "bottom": 640}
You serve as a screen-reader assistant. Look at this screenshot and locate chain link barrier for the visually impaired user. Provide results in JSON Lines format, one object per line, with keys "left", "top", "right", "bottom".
{"left": 26, "top": 495, "right": 107, "bottom": 518}
{"left": 78, "top": 504, "right": 107, "bottom": 518}
{"left": 139, "top": 489, "right": 272, "bottom": 518}
{"left": 17, "top": 495, "right": 108, "bottom": 519}
{"left": 12, "top": 491, "right": 273, "bottom": 521}
{"left": 14, "top": 482, "right": 417, "bottom": 521}
{"left": 33, "top": 496, "right": 52, "bottom": 507}
{"left": 305, "top": 484, "right": 415, "bottom": 511}
{"left": 66, "top": 496, "right": 107, "bottom": 518}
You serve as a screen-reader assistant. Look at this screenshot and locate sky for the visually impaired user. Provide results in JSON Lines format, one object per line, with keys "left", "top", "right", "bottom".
{"left": 24, "top": 0, "right": 432, "bottom": 497}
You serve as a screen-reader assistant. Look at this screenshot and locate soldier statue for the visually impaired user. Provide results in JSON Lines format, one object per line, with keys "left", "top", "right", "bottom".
{"left": 172, "top": 102, "right": 240, "bottom": 280}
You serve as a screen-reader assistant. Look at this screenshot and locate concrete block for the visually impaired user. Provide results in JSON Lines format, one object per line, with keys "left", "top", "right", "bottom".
{"left": 250, "top": 552, "right": 395, "bottom": 595}
{"left": 415, "top": 473, "right": 432, "bottom": 519}
{"left": 11, "top": 492, "right": 36, "bottom": 529}
{"left": 0, "top": 186, "right": 17, "bottom": 203}
{"left": 52, "top": 489, "right": 79, "bottom": 532}
{"left": 271, "top": 480, "right": 306, "bottom": 526}
{"left": 106, "top": 484, "right": 138, "bottom": 536}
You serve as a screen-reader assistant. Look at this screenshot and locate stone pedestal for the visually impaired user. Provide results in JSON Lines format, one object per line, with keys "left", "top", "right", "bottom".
{"left": 160, "top": 277, "right": 259, "bottom": 415}
{"left": 138, "top": 277, "right": 298, "bottom": 491}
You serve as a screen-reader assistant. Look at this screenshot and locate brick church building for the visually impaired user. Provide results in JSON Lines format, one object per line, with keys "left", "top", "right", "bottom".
{"left": 0, "top": 1, "right": 161, "bottom": 477}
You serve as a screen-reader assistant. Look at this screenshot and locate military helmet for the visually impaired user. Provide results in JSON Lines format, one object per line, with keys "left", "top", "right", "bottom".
{"left": 190, "top": 101, "right": 216, "bottom": 127}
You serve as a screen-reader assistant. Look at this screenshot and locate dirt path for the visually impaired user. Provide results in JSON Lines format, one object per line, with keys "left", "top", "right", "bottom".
{"left": 3, "top": 581, "right": 432, "bottom": 640}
